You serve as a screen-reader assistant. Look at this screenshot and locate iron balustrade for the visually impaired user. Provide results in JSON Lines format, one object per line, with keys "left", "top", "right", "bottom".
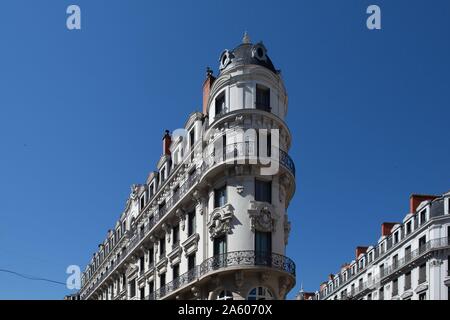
{"left": 152, "top": 251, "right": 296, "bottom": 300}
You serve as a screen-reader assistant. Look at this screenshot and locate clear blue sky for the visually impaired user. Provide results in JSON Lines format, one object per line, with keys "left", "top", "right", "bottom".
{"left": 0, "top": 0, "right": 449, "bottom": 299}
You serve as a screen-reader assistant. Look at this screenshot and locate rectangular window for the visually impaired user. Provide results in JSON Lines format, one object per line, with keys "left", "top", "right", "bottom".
{"left": 393, "top": 254, "right": 399, "bottom": 270}
{"left": 420, "top": 210, "right": 426, "bottom": 225}
{"left": 255, "top": 231, "right": 272, "bottom": 258}
{"left": 256, "top": 84, "right": 270, "bottom": 111}
{"left": 140, "top": 256, "right": 145, "bottom": 275}
{"left": 213, "top": 235, "right": 227, "bottom": 256}
{"left": 392, "top": 279, "right": 398, "bottom": 296}
{"left": 394, "top": 232, "right": 399, "bottom": 244}
{"left": 419, "top": 292, "right": 426, "bottom": 300}
{"left": 188, "top": 254, "right": 196, "bottom": 271}
{"left": 160, "top": 273, "right": 166, "bottom": 287}
{"left": 129, "top": 279, "right": 136, "bottom": 298}
{"left": 214, "top": 185, "right": 227, "bottom": 208}
{"left": 188, "top": 211, "right": 196, "bottom": 236}
{"left": 255, "top": 179, "right": 272, "bottom": 203}
{"left": 172, "top": 224, "right": 180, "bottom": 247}
{"left": 215, "top": 92, "right": 226, "bottom": 116}
{"left": 149, "top": 182, "right": 154, "bottom": 198}
{"left": 419, "top": 263, "right": 427, "bottom": 284}
{"left": 406, "top": 221, "right": 412, "bottom": 235}
{"left": 379, "top": 264, "right": 385, "bottom": 278}
{"left": 379, "top": 287, "right": 384, "bottom": 300}
{"left": 419, "top": 235, "right": 426, "bottom": 253}
{"left": 173, "top": 264, "right": 179, "bottom": 280}
{"left": 405, "top": 271, "right": 411, "bottom": 290}
{"left": 160, "top": 167, "right": 166, "bottom": 184}
{"left": 190, "top": 129, "right": 195, "bottom": 148}
{"left": 159, "top": 236, "right": 166, "bottom": 257}
{"left": 140, "top": 287, "right": 145, "bottom": 300}
{"left": 149, "top": 281, "right": 154, "bottom": 294}
{"left": 405, "top": 245, "right": 412, "bottom": 262}
{"left": 148, "top": 248, "right": 154, "bottom": 266}
{"left": 140, "top": 195, "right": 145, "bottom": 211}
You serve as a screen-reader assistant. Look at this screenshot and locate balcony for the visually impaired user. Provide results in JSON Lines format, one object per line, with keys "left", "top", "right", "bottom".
{"left": 153, "top": 250, "right": 296, "bottom": 300}
{"left": 206, "top": 142, "right": 295, "bottom": 178}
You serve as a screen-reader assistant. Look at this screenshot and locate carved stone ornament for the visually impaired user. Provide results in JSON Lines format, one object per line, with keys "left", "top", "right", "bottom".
{"left": 162, "top": 223, "right": 171, "bottom": 243}
{"left": 208, "top": 204, "right": 234, "bottom": 239}
{"left": 248, "top": 201, "right": 278, "bottom": 232}
{"left": 175, "top": 208, "right": 186, "bottom": 231}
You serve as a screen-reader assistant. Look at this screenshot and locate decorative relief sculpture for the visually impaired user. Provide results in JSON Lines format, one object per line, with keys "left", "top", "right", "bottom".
{"left": 248, "top": 201, "right": 278, "bottom": 232}
{"left": 208, "top": 204, "right": 234, "bottom": 239}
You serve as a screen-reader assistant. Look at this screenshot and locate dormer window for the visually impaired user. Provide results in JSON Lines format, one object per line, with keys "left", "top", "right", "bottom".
{"left": 189, "top": 128, "right": 195, "bottom": 149}
{"left": 394, "top": 231, "right": 399, "bottom": 244}
{"left": 405, "top": 220, "right": 412, "bottom": 235}
{"left": 149, "top": 182, "right": 155, "bottom": 199}
{"left": 140, "top": 195, "right": 146, "bottom": 211}
{"left": 160, "top": 167, "right": 166, "bottom": 185}
{"left": 215, "top": 91, "right": 226, "bottom": 117}
{"left": 256, "top": 84, "right": 270, "bottom": 112}
{"left": 420, "top": 209, "right": 427, "bottom": 225}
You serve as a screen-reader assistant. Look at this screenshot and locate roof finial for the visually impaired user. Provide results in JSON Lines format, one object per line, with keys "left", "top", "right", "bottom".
{"left": 242, "top": 31, "right": 251, "bottom": 44}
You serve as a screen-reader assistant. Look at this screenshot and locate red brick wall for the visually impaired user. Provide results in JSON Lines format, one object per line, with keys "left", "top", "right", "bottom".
{"left": 409, "top": 194, "right": 438, "bottom": 213}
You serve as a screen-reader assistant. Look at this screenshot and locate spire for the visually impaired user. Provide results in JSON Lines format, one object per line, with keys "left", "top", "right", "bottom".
{"left": 242, "top": 31, "right": 251, "bottom": 44}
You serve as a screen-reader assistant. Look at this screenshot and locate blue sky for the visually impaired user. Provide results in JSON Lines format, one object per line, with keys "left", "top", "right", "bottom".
{"left": 0, "top": 0, "right": 449, "bottom": 299}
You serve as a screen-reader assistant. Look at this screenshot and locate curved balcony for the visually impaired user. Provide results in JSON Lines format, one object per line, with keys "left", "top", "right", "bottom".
{"left": 203, "top": 142, "right": 295, "bottom": 178}
{"left": 151, "top": 251, "right": 296, "bottom": 300}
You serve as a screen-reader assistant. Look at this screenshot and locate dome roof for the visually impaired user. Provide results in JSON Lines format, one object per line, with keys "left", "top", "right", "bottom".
{"left": 218, "top": 33, "right": 277, "bottom": 74}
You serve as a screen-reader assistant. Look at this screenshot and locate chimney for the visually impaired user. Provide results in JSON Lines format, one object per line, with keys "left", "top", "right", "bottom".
{"left": 328, "top": 274, "right": 334, "bottom": 281}
{"left": 409, "top": 194, "right": 438, "bottom": 213}
{"left": 355, "top": 246, "right": 369, "bottom": 259}
{"left": 202, "top": 67, "right": 216, "bottom": 115}
{"left": 162, "top": 130, "right": 172, "bottom": 156}
{"left": 381, "top": 222, "right": 397, "bottom": 237}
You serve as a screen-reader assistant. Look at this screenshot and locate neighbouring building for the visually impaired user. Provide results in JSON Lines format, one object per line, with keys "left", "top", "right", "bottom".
{"left": 316, "top": 191, "right": 450, "bottom": 300}
{"left": 77, "top": 33, "right": 296, "bottom": 300}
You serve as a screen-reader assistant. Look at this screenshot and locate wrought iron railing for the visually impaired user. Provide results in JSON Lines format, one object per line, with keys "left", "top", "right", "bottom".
{"left": 152, "top": 251, "right": 296, "bottom": 300}
{"left": 206, "top": 142, "right": 295, "bottom": 178}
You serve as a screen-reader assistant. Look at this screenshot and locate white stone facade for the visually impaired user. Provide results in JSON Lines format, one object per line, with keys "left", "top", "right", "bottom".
{"left": 317, "top": 192, "right": 450, "bottom": 300}
{"left": 78, "top": 35, "right": 296, "bottom": 301}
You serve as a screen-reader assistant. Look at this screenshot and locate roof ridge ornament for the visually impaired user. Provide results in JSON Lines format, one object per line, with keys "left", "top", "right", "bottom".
{"left": 242, "top": 31, "right": 251, "bottom": 44}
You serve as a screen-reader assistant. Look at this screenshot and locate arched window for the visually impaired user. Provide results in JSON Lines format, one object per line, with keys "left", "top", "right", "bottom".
{"left": 247, "top": 287, "right": 274, "bottom": 300}
{"left": 217, "top": 290, "right": 234, "bottom": 300}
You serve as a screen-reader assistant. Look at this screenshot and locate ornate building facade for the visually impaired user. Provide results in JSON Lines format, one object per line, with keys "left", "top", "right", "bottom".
{"left": 316, "top": 192, "right": 450, "bottom": 300}
{"left": 78, "top": 34, "right": 296, "bottom": 300}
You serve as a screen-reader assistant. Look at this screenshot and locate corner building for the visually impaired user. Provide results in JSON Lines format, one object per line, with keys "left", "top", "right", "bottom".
{"left": 79, "top": 34, "right": 296, "bottom": 300}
